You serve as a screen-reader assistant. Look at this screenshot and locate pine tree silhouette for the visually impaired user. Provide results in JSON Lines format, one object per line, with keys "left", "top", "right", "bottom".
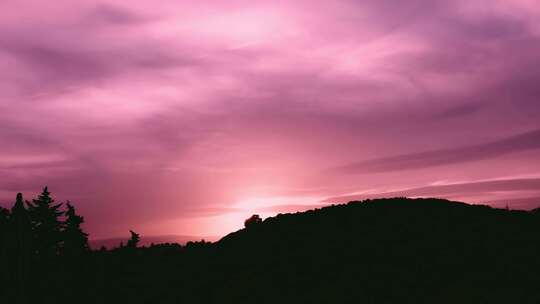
{"left": 62, "top": 202, "right": 89, "bottom": 257}
{"left": 9, "top": 193, "right": 32, "bottom": 304}
{"left": 0, "top": 205, "right": 9, "bottom": 249}
{"left": 27, "top": 187, "right": 64, "bottom": 260}
{"left": 0, "top": 205, "right": 8, "bottom": 223}
{"left": 0, "top": 205, "right": 10, "bottom": 295}
{"left": 127, "top": 230, "right": 140, "bottom": 248}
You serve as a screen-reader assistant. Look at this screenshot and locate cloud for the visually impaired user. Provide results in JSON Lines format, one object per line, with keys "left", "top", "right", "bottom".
{"left": 1, "top": 0, "right": 540, "bottom": 237}
{"left": 332, "top": 129, "right": 540, "bottom": 174}
{"left": 85, "top": 4, "right": 146, "bottom": 26}
{"left": 323, "top": 178, "right": 540, "bottom": 207}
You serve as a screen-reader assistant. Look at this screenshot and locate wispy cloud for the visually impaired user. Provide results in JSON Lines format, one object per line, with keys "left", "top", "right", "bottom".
{"left": 1, "top": 0, "right": 540, "bottom": 237}
{"left": 331, "top": 129, "right": 540, "bottom": 174}
{"left": 324, "top": 178, "right": 540, "bottom": 209}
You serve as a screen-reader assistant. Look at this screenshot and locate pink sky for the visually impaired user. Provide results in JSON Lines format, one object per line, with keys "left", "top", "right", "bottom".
{"left": 1, "top": 0, "right": 540, "bottom": 239}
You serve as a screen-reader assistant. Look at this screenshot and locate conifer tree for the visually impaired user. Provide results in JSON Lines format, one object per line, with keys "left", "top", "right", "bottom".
{"left": 0, "top": 206, "right": 9, "bottom": 245}
{"left": 27, "top": 187, "right": 64, "bottom": 259}
{"left": 62, "top": 202, "right": 89, "bottom": 257}
{"left": 9, "top": 193, "right": 31, "bottom": 303}
{"left": 127, "top": 230, "right": 140, "bottom": 248}
{"left": 0, "top": 206, "right": 8, "bottom": 222}
{"left": 10, "top": 193, "right": 32, "bottom": 252}
{"left": 11, "top": 193, "right": 28, "bottom": 219}
{"left": 0, "top": 206, "right": 10, "bottom": 283}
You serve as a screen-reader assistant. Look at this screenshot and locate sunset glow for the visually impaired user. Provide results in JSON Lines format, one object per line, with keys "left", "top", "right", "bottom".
{"left": 1, "top": 0, "right": 540, "bottom": 239}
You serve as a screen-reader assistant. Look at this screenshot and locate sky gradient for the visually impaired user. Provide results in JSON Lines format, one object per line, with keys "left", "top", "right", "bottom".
{"left": 1, "top": 0, "right": 540, "bottom": 239}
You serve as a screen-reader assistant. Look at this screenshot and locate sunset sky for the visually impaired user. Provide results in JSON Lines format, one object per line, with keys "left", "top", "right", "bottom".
{"left": 1, "top": 0, "right": 540, "bottom": 239}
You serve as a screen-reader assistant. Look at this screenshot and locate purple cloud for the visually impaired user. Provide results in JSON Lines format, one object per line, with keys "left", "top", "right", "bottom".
{"left": 0, "top": 0, "right": 539, "bottom": 238}
{"left": 332, "top": 129, "right": 540, "bottom": 173}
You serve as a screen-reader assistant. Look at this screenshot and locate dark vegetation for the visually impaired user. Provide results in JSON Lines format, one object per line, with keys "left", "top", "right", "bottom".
{"left": 1, "top": 187, "right": 540, "bottom": 303}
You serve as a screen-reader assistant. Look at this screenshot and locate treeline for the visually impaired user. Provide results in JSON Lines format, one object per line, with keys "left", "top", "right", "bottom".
{"left": 0, "top": 187, "right": 92, "bottom": 302}
{"left": 0, "top": 187, "right": 88, "bottom": 260}
{"left": 0, "top": 187, "right": 213, "bottom": 304}
{"left": 1, "top": 190, "right": 540, "bottom": 303}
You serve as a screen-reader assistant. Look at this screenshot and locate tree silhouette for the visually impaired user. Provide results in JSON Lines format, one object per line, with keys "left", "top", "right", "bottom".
{"left": 127, "top": 230, "right": 140, "bottom": 248}
{"left": 8, "top": 193, "right": 32, "bottom": 303}
{"left": 0, "top": 205, "right": 8, "bottom": 248}
{"left": 27, "top": 187, "right": 64, "bottom": 259}
{"left": 10, "top": 193, "right": 32, "bottom": 256}
{"left": 244, "top": 214, "right": 262, "bottom": 229}
{"left": 0, "top": 206, "right": 8, "bottom": 222}
{"left": 62, "top": 202, "right": 89, "bottom": 257}
{"left": 11, "top": 193, "right": 28, "bottom": 219}
{"left": 0, "top": 205, "right": 10, "bottom": 289}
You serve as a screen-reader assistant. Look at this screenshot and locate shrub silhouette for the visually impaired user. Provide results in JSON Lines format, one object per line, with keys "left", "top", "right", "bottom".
{"left": 244, "top": 214, "right": 262, "bottom": 229}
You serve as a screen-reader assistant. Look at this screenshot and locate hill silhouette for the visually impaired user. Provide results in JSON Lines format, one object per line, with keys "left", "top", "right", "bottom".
{"left": 211, "top": 198, "right": 540, "bottom": 303}
{"left": 1, "top": 193, "right": 540, "bottom": 303}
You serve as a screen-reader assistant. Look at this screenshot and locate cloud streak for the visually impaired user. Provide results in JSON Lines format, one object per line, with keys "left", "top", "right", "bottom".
{"left": 324, "top": 178, "right": 540, "bottom": 209}
{"left": 332, "top": 129, "right": 540, "bottom": 174}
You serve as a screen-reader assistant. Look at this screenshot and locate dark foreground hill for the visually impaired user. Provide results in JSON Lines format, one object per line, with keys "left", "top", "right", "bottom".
{"left": 2, "top": 197, "right": 540, "bottom": 303}
{"left": 213, "top": 198, "right": 540, "bottom": 303}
